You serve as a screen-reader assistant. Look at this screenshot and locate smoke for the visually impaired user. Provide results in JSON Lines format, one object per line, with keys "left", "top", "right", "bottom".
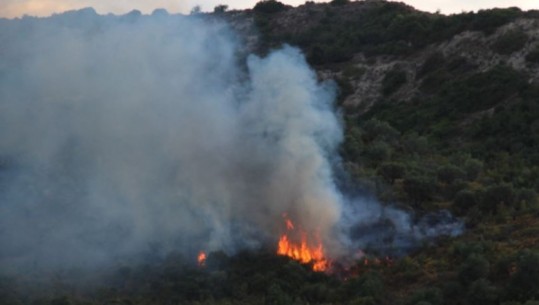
{"left": 340, "top": 197, "right": 463, "bottom": 257}
{"left": 0, "top": 9, "right": 344, "bottom": 273}
{"left": 0, "top": 9, "right": 462, "bottom": 275}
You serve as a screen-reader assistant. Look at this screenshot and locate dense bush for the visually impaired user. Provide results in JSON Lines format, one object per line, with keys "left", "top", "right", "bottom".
{"left": 330, "top": 0, "right": 349, "bottom": 6}
{"left": 492, "top": 29, "right": 528, "bottom": 54}
{"left": 256, "top": 2, "right": 524, "bottom": 65}
{"left": 254, "top": 0, "right": 287, "bottom": 14}
{"left": 381, "top": 67, "right": 407, "bottom": 96}
{"left": 508, "top": 251, "right": 539, "bottom": 301}
{"left": 525, "top": 45, "right": 539, "bottom": 63}
{"left": 458, "top": 254, "right": 490, "bottom": 284}
{"left": 471, "top": 8, "right": 522, "bottom": 34}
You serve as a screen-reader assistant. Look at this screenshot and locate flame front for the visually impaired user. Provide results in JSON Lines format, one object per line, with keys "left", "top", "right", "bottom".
{"left": 277, "top": 214, "right": 329, "bottom": 272}
{"left": 197, "top": 251, "right": 207, "bottom": 267}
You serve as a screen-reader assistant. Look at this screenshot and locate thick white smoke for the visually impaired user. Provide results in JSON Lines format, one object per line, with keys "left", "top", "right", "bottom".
{"left": 0, "top": 9, "right": 344, "bottom": 273}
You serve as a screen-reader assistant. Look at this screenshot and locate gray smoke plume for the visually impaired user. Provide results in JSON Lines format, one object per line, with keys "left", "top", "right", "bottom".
{"left": 0, "top": 9, "right": 462, "bottom": 275}
{"left": 0, "top": 9, "right": 344, "bottom": 274}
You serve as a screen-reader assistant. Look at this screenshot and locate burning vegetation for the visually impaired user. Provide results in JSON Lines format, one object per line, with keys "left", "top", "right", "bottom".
{"left": 197, "top": 251, "right": 207, "bottom": 267}
{"left": 276, "top": 213, "right": 330, "bottom": 272}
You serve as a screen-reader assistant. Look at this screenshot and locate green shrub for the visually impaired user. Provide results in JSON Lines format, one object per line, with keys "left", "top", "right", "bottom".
{"left": 481, "top": 183, "right": 515, "bottom": 213}
{"left": 508, "top": 251, "right": 539, "bottom": 301}
{"left": 492, "top": 29, "right": 528, "bottom": 55}
{"left": 403, "top": 176, "right": 435, "bottom": 206}
{"left": 382, "top": 67, "right": 407, "bottom": 96}
{"left": 330, "top": 0, "right": 349, "bottom": 6}
{"left": 406, "top": 288, "right": 442, "bottom": 305}
{"left": 362, "top": 119, "right": 400, "bottom": 143}
{"left": 438, "top": 65, "right": 527, "bottom": 114}
{"left": 213, "top": 4, "right": 228, "bottom": 13}
{"left": 467, "top": 279, "right": 498, "bottom": 305}
{"left": 471, "top": 8, "right": 522, "bottom": 34}
{"left": 525, "top": 46, "right": 539, "bottom": 63}
{"left": 363, "top": 141, "right": 391, "bottom": 164}
{"left": 454, "top": 190, "right": 479, "bottom": 214}
{"left": 464, "top": 158, "right": 483, "bottom": 180}
{"left": 437, "top": 165, "right": 466, "bottom": 184}
{"left": 458, "top": 254, "right": 490, "bottom": 284}
{"left": 253, "top": 0, "right": 287, "bottom": 14}
{"left": 378, "top": 162, "right": 406, "bottom": 183}
{"left": 417, "top": 52, "right": 446, "bottom": 78}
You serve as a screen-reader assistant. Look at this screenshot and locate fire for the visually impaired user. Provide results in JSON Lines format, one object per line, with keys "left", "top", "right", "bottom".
{"left": 197, "top": 251, "right": 207, "bottom": 267}
{"left": 276, "top": 213, "right": 330, "bottom": 272}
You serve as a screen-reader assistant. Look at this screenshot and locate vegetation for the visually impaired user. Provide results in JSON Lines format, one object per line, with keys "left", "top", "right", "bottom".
{"left": 253, "top": 0, "right": 288, "bottom": 14}
{"left": 2, "top": 2, "right": 539, "bottom": 305}
{"left": 247, "top": 2, "right": 538, "bottom": 304}
{"left": 213, "top": 4, "right": 229, "bottom": 13}
{"left": 253, "top": 1, "right": 524, "bottom": 65}
{"left": 492, "top": 29, "right": 528, "bottom": 54}
{"left": 382, "top": 67, "right": 407, "bottom": 96}
{"left": 526, "top": 45, "right": 539, "bottom": 63}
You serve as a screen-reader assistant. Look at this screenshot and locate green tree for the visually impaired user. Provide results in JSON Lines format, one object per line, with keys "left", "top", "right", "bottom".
{"left": 378, "top": 162, "right": 406, "bottom": 184}
{"left": 526, "top": 46, "right": 539, "bottom": 63}
{"left": 508, "top": 251, "right": 539, "bottom": 301}
{"left": 481, "top": 183, "right": 515, "bottom": 213}
{"left": 453, "top": 190, "right": 479, "bottom": 215}
{"left": 437, "top": 165, "right": 465, "bottom": 184}
{"left": 463, "top": 158, "right": 483, "bottom": 180}
{"left": 213, "top": 4, "right": 228, "bottom": 13}
{"left": 254, "top": 0, "right": 287, "bottom": 14}
{"left": 403, "top": 176, "right": 434, "bottom": 206}
{"left": 458, "top": 254, "right": 490, "bottom": 284}
{"left": 467, "top": 279, "right": 498, "bottom": 305}
{"left": 492, "top": 29, "right": 528, "bottom": 55}
{"left": 382, "top": 67, "right": 407, "bottom": 96}
{"left": 406, "top": 288, "right": 442, "bottom": 305}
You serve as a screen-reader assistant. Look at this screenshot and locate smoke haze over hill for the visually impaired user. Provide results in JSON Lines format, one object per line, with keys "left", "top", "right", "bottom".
{"left": 0, "top": 9, "right": 464, "bottom": 276}
{"left": 0, "top": 11, "right": 345, "bottom": 273}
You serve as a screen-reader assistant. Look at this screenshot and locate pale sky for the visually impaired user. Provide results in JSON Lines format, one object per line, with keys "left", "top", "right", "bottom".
{"left": 1, "top": 0, "right": 538, "bottom": 18}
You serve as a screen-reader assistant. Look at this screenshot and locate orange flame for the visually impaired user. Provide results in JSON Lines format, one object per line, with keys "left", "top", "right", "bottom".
{"left": 197, "top": 251, "right": 207, "bottom": 267}
{"left": 276, "top": 214, "right": 329, "bottom": 272}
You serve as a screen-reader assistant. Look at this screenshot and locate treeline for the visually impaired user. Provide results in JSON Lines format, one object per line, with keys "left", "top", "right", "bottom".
{"left": 253, "top": 0, "right": 535, "bottom": 65}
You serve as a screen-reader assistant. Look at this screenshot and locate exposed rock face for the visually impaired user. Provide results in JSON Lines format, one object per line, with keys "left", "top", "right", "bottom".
{"left": 325, "top": 18, "right": 539, "bottom": 113}
{"left": 223, "top": 4, "right": 539, "bottom": 114}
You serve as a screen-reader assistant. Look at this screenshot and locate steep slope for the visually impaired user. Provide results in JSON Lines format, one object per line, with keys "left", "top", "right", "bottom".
{"left": 0, "top": 3, "right": 538, "bottom": 305}
{"left": 240, "top": 1, "right": 539, "bottom": 220}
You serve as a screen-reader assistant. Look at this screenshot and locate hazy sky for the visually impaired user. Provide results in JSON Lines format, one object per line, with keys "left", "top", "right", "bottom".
{"left": 1, "top": 0, "right": 538, "bottom": 18}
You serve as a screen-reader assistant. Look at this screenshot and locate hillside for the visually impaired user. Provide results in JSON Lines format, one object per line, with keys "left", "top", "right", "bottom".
{"left": 1, "top": 2, "right": 539, "bottom": 305}
{"left": 244, "top": 0, "right": 539, "bottom": 216}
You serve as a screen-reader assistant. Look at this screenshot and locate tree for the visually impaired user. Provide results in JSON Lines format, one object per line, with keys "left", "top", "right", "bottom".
{"left": 437, "top": 165, "right": 465, "bottom": 184}
{"left": 362, "top": 119, "right": 400, "bottom": 143}
{"left": 382, "top": 67, "right": 407, "bottom": 96}
{"left": 378, "top": 162, "right": 405, "bottom": 184}
{"left": 458, "top": 254, "right": 490, "bottom": 284}
{"left": 253, "top": 0, "right": 287, "bottom": 14}
{"left": 481, "top": 183, "right": 515, "bottom": 213}
{"left": 406, "top": 288, "right": 442, "bottom": 305}
{"left": 403, "top": 176, "right": 434, "bottom": 206}
{"left": 463, "top": 158, "right": 483, "bottom": 180}
{"left": 213, "top": 4, "right": 228, "bottom": 13}
{"left": 190, "top": 5, "right": 201, "bottom": 14}
{"left": 454, "top": 190, "right": 479, "bottom": 215}
{"left": 467, "top": 279, "right": 498, "bottom": 305}
{"left": 508, "top": 251, "right": 539, "bottom": 301}
{"left": 492, "top": 29, "right": 528, "bottom": 55}
{"left": 331, "top": 0, "right": 349, "bottom": 6}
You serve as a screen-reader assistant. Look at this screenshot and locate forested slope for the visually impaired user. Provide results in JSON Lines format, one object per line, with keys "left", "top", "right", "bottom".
{"left": 1, "top": 1, "right": 539, "bottom": 305}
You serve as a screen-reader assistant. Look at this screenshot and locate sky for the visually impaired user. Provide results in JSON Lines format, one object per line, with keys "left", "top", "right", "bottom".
{"left": 1, "top": 0, "right": 538, "bottom": 19}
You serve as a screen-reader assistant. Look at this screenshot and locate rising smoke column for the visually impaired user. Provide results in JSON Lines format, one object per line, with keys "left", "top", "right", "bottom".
{"left": 0, "top": 9, "right": 344, "bottom": 273}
